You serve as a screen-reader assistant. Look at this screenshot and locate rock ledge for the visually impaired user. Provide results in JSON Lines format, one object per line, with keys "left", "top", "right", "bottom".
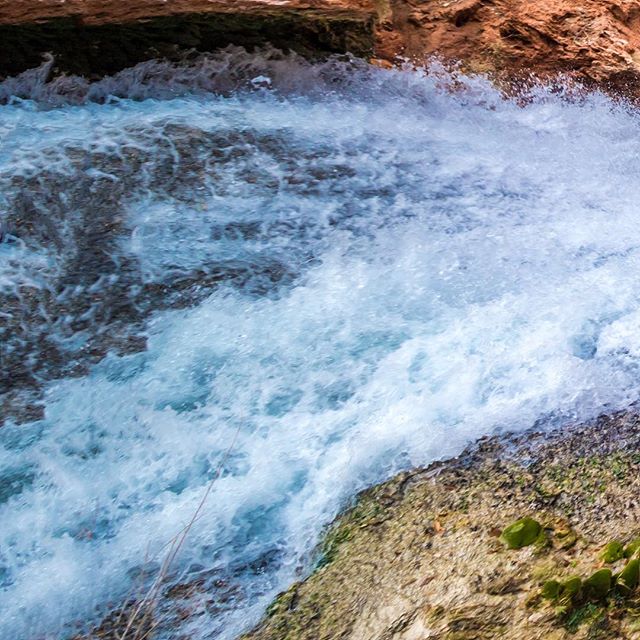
{"left": 245, "top": 411, "right": 640, "bottom": 640}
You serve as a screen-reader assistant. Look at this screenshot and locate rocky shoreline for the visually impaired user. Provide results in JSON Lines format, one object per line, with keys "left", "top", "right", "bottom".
{"left": 75, "top": 410, "right": 640, "bottom": 640}
{"left": 243, "top": 410, "right": 640, "bottom": 640}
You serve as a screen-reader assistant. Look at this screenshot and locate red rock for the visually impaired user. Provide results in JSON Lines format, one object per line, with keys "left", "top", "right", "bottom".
{"left": 375, "top": 0, "right": 640, "bottom": 91}
{"left": 0, "top": 0, "right": 376, "bottom": 25}
{"left": 2, "top": 0, "right": 640, "bottom": 92}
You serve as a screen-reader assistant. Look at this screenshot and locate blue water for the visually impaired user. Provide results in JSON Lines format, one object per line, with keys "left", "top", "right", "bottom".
{"left": 3, "top": 48, "right": 640, "bottom": 639}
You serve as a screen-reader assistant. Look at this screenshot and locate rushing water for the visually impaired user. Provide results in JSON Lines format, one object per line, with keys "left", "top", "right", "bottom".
{"left": 4, "top": 47, "right": 640, "bottom": 639}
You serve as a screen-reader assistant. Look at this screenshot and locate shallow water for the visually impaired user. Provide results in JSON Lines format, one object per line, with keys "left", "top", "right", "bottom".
{"left": 3, "top": 48, "right": 640, "bottom": 639}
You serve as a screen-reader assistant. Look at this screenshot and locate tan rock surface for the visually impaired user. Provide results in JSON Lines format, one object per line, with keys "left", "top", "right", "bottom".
{"left": 244, "top": 412, "right": 640, "bottom": 640}
{"left": 375, "top": 0, "right": 640, "bottom": 90}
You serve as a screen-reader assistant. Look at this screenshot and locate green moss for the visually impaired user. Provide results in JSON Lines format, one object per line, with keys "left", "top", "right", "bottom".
{"left": 609, "top": 454, "right": 629, "bottom": 480}
{"left": 583, "top": 569, "right": 612, "bottom": 601}
{"left": 501, "top": 517, "right": 542, "bottom": 549}
{"left": 617, "top": 559, "right": 640, "bottom": 594}
{"left": 266, "top": 584, "right": 299, "bottom": 618}
{"left": 347, "top": 497, "right": 385, "bottom": 528}
{"left": 624, "top": 538, "right": 640, "bottom": 558}
{"left": 317, "top": 525, "right": 353, "bottom": 568}
{"left": 601, "top": 541, "right": 624, "bottom": 564}
{"left": 542, "top": 580, "right": 562, "bottom": 600}
{"left": 256, "top": 583, "right": 334, "bottom": 640}
{"left": 315, "top": 487, "right": 395, "bottom": 570}
{"left": 560, "top": 576, "right": 583, "bottom": 605}
{"left": 532, "top": 533, "right": 551, "bottom": 554}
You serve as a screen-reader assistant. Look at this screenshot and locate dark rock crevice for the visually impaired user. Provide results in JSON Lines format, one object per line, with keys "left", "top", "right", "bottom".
{"left": 0, "top": 11, "right": 376, "bottom": 79}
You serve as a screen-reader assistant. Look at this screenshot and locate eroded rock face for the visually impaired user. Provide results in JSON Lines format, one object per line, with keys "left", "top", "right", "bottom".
{"left": 0, "top": 0, "right": 376, "bottom": 24}
{"left": 0, "top": 0, "right": 378, "bottom": 77}
{"left": 4, "top": 0, "right": 640, "bottom": 91}
{"left": 374, "top": 0, "right": 640, "bottom": 92}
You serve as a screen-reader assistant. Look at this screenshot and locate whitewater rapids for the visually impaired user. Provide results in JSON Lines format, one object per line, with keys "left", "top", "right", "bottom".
{"left": 2, "top": 48, "right": 640, "bottom": 639}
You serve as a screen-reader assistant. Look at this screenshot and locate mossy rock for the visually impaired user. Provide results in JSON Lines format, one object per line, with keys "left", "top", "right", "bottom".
{"left": 266, "top": 585, "right": 299, "bottom": 618}
{"left": 541, "top": 580, "right": 562, "bottom": 600}
{"left": 318, "top": 524, "right": 354, "bottom": 568}
{"left": 583, "top": 569, "right": 612, "bottom": 601}
{"left": 559, "top": 576, "right": 583, "bottom": 605}
{"left": 624, "top": 537, "right": 640, "bottom": 558}
{"left": 501, "top": 517, "right": 542, "bottom": 549}
{"left": 600, "top": 541, "right": 624, "bottom": 564}
{"left": 617, "top": 559, "right": 640, "bottom": 594}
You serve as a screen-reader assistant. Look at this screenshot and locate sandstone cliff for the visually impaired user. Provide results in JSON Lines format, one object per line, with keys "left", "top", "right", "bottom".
{"left": 3, "top": 0, "right": 640, "bottom": 94}
{"left": 375, "top": 0, "right": 640, "bottom": 94}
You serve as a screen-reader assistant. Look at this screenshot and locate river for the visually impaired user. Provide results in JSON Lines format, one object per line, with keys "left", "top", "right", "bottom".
{"left": 3, "top": 47, "right": 640, "bottom": 639}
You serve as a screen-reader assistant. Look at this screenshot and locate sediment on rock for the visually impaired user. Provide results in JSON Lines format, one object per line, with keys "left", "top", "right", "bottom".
{"left": 243, "top": 411, "right": 640, "bottom": 640}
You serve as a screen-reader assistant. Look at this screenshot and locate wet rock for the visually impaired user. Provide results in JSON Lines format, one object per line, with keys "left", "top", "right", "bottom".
{"left": 0, "top": 0, "right": 378, "bottom": 77}
{"left": 0, "top": 121, "right": 375, "bottom": 424}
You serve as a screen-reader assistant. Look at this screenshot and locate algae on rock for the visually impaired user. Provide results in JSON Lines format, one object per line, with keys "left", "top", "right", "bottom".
{"left": 243, "top": 412, "right": 640, "bottom": 640}
{"left": 501, "top": 517, "right": 542, "bottom": 550}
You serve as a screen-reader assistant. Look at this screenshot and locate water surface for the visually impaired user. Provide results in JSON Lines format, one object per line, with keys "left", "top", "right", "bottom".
{"left": 3, "top": 48, "right": 640, "bottom": 639}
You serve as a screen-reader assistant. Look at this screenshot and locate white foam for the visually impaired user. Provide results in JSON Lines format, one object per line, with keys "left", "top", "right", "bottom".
{"left": 3, "top": 57, "right": 640, "bottom": 639}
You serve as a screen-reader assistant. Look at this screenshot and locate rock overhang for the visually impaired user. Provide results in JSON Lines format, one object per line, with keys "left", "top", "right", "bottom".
{"left": 0, "top": 0, "right": 380, "bottom": 78}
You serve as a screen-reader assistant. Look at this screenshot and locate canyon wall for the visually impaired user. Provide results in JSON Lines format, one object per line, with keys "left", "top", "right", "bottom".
{"left": 0, "top": 0, "right": 378, "bottom": 77}
{"left": 375, "top": 0, "right": 640, "bottom": 93}
{"left": 3, "top": 0, "right": 640, "bottom": 92}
